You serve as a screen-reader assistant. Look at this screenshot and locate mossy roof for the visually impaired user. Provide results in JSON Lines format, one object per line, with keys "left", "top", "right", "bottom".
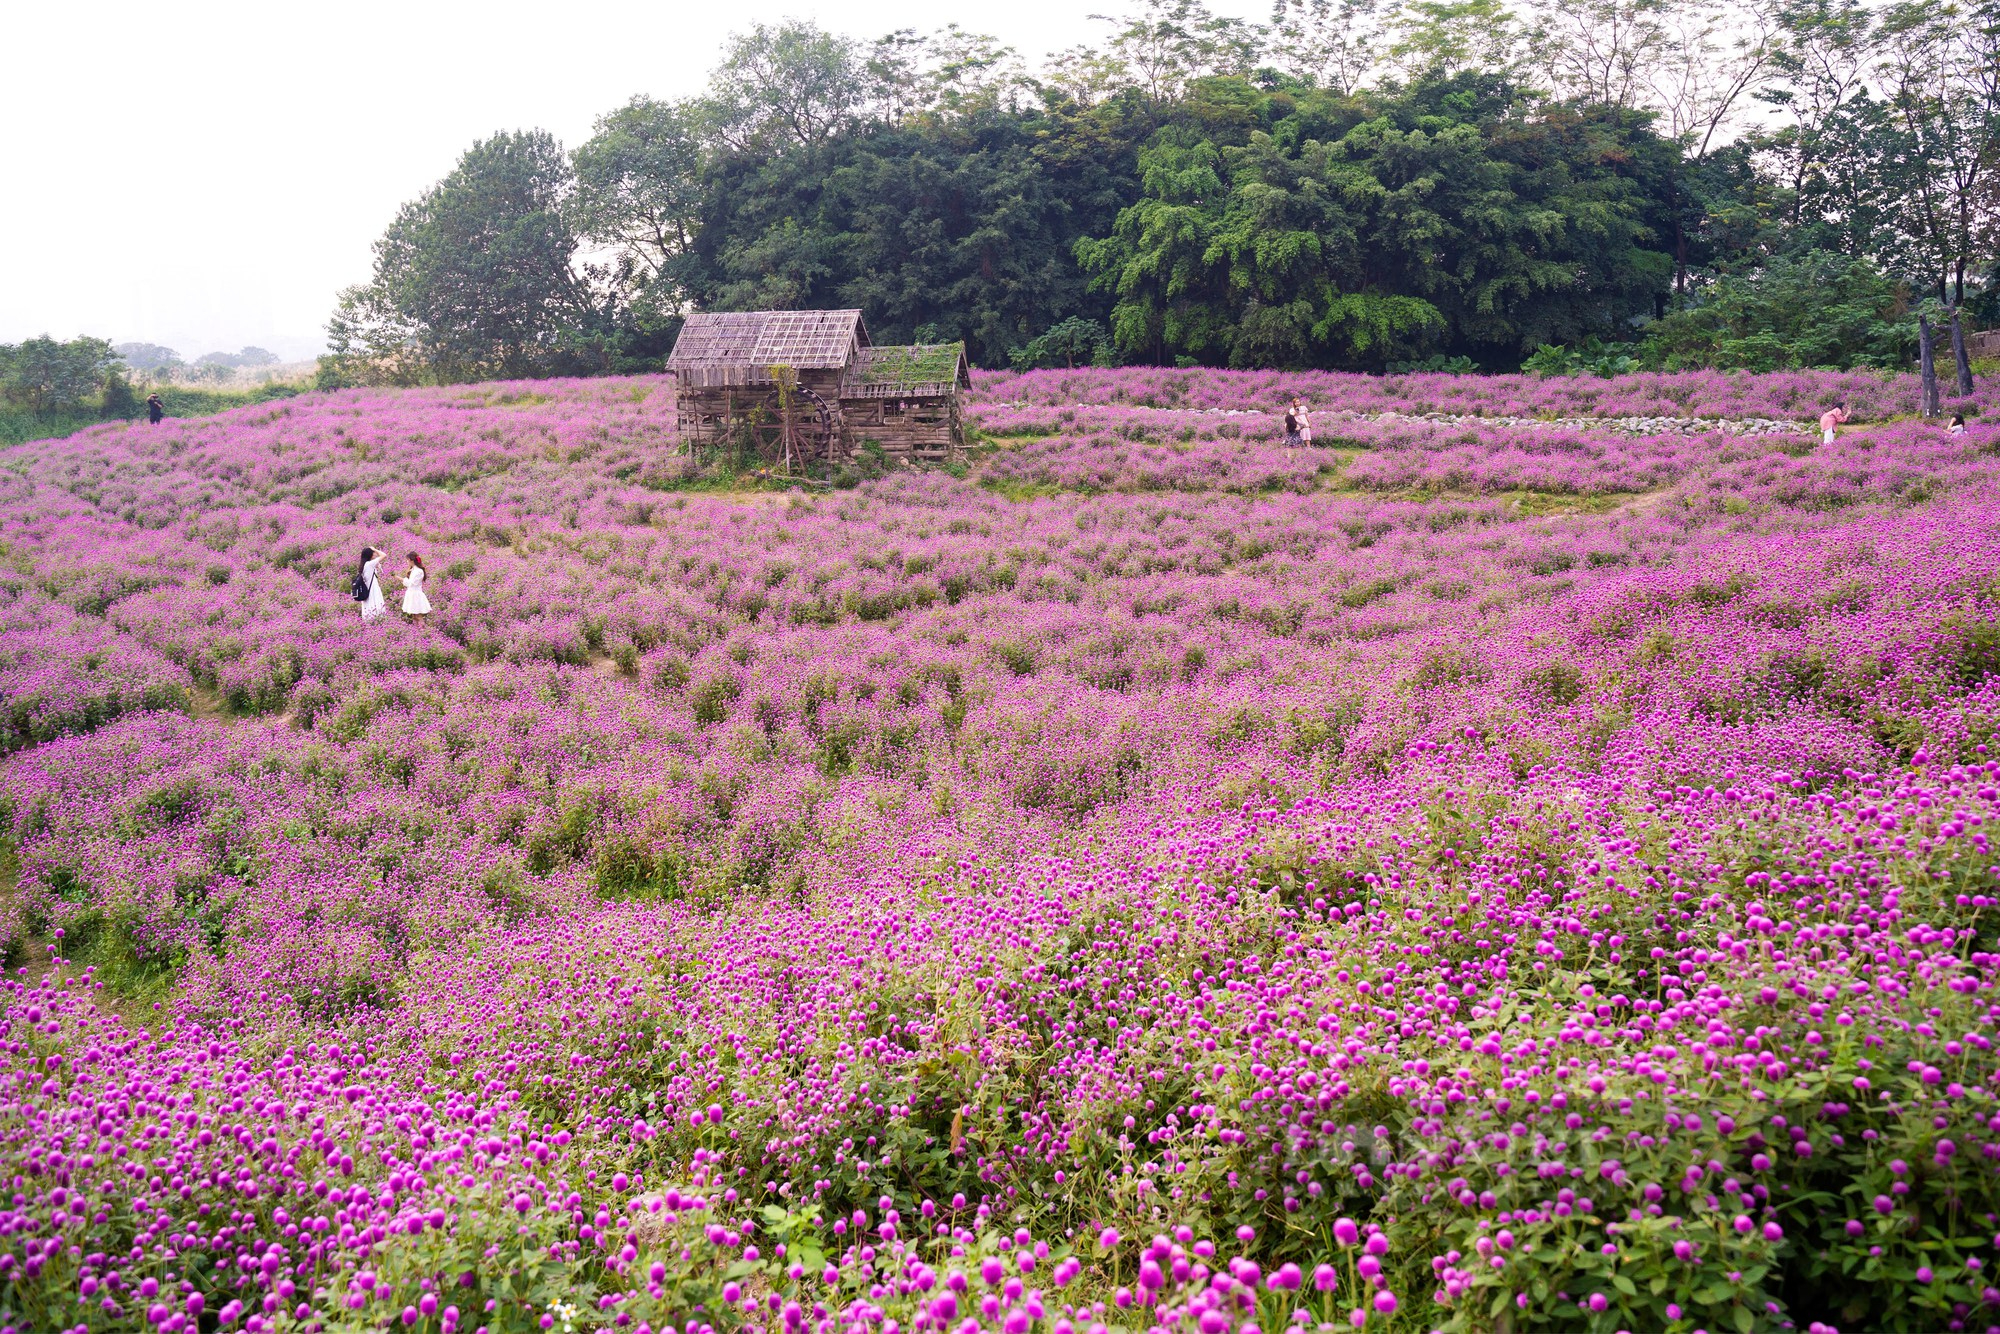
{"left": 851, "top": 343, "right": 970, "bottom": 390}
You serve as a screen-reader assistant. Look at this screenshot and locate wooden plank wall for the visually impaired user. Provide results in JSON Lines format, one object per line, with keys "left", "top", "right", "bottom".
{"left": 672, "top": 376, "right": 963, "bottom": 461}
{"left": 838, "top": 395, "right": 960, "bottom": 460}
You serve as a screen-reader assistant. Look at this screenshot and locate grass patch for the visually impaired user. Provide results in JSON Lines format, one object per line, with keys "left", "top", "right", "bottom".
{"left": 980, "top": 478, "right": 1067, "bottom": 502}
{"left": 0, "top": 406, "right": 102, "bottom": 448}
{"left": 1, "top": 384, "right": 305, "bottom": 447}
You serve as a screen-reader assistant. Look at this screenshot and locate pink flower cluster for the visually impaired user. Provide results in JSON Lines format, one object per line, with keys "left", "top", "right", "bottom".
{"left": 0, "top": 370, "right": 1996, "bottom": 1334}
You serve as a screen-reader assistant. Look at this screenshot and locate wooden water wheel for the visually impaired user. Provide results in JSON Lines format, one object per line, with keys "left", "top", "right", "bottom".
{"left": 741, "top": 382, "right": 840, "bottom": 470}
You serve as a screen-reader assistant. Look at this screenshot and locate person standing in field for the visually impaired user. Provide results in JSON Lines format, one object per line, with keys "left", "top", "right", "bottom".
{"left": 401, "top": 552, "right": 431, "bottom": 618}
{"left": 357, "top": 547, "right": 387, "bottom": 623}
{"left": 146, "top": 393, "right": 164, "bottom": 425}
{"left": 1818, "top": 402, "right": 1850, "bottom": 446}
{"left": 1297, "top": 400, "right": 1314, "bottom": 447}
{"left": 1282, "top": 401, "right": 1302, "bottom": 447}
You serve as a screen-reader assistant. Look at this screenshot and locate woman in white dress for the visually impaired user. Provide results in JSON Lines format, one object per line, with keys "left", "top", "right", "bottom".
{"left": 359, "top": 547, "right": 387, "bottom": 623}
{"left": 402, "top": 552, "right": 432, "bottom": 618}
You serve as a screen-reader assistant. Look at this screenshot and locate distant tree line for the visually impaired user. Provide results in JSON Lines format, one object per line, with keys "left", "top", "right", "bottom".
{"left": 114, "top": 343, "right": 283, "bottom": 382}
{"left": 321, "top": 0, "right": 2000, "bottom": 381}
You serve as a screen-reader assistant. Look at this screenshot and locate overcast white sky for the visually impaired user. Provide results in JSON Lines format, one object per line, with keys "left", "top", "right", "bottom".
{"left": 0, "top": 0, "right": 1265, "bottom": 362}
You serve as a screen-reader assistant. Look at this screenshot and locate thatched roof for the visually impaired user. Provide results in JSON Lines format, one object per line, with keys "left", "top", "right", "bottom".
{"left": 667, "top": 310, "right": 870, "bottom": 385}
{"left": 842, "top": 343, "right": 971, "bottom": 399}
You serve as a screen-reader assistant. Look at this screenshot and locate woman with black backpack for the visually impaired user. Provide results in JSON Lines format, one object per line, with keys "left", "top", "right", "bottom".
{"left": 354, "top": 547, "right": 387, "bottom": 623}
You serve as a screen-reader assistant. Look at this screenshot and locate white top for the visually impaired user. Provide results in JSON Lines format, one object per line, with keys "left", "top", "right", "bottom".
{"left": 402, "top": 565, "right": 431, "bottom": 615}
{"left": 360, "top": 556, "right": 386, "bottom": 620}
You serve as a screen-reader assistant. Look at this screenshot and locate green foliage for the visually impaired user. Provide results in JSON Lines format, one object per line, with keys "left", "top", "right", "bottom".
{"left": 0, "top": 376, "right": 297, "bottom": 447}
{"left": 99, "top": 372, "right": 139, "bottom": 419}
{"left": 1079, "top": 93, "right": 1675, "bottom": 369}
{"left": 1640, "top": 251, "right": 1917, "bottom": 371}
{"left": 690, "top": 108, "right": 1128, "bottom": 364}
{"left": 1522, "top": 337, "right": 1644, "bottom": 377}
{"left": 0, "top": 405, "right": 100, "bottom": 449}
{"left": 1009, "top": 318, "right": 1112, "bottom": 370}
{"left": 0, "top": 335, "right": 122, "bottom": 413}
{"left": 1385, "top": 353, "right": 1478, "bottom": 373}
{"left": 690, "top": 672, "right": 743, "bottom": 724}
{"left": 571, "top": 95, "right": 707, "bottom": 353}
{"left": 318, "top": 4, "right": 1990, "bottom": 378}
{"left": 327, "top": 131, "right": 608, "bottom": 385}
{"left": 1076, "top": 129, "right": 1239, "bottom": 365}
{"left": 1526, "top": 251, "right": 1937, "bottom": 375}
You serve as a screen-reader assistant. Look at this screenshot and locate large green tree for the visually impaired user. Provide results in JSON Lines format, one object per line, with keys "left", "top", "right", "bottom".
{"left": 0, "top": 337, "right": 122, "bottom": 413}
{"left": 1871, "top": 0, "right": 2000, "bottom": 302}
{"left": 572, "top": 99, "right": 707, "bottom": 325}
{"left": 1641, "top": 249, "right": 1916, "bottom": 368}
{"left": 1078, "top": 80, "right": 1675, "bottom": 368}
{"left": 687, "top": 98, "right": 1142, "bottom": 363}
{"left": 327, "top": 131, "right": 602, "bottom": 385}
{"left": 1076, "top": 130, "right": 1237, "bottom": 364}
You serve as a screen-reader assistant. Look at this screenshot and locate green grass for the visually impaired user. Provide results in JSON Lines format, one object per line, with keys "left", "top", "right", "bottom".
{"left": 0, "top": 406, "right": 102, "bottom": 448}
{"left": 980, "top": 478, "right": 1067, "bottom": 502}
{"left": 0, "top": 383, "right": 307, "bottom": 448}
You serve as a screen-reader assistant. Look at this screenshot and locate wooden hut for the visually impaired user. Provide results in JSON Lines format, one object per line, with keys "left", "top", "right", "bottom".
{"left": 838, "top": 342, "right": 973, "bottom": 460}
{"left": 665, "top": 309, "right": 968, "bottom": 464}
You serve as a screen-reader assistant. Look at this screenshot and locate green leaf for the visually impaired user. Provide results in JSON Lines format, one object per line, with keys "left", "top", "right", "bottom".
{"left": 1733, "top": 1304, "right": 1756, "bottom": 1334}
{"left": 1612, "top": 1273, "right": 1638, "bottom": 1297}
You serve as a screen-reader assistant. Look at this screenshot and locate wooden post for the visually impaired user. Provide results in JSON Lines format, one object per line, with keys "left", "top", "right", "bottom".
{"left": 1919, "top": 316, "right": 1939, "bottom": 417}
{"left": 1951, "top": 309, "right": 1975, "bottom": 395}
{"left": 766, "top": 365, "right": 786, "bottom": 475}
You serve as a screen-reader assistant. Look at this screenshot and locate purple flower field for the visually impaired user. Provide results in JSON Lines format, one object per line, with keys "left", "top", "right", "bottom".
{"left": 1, "top": 369, "right": 1998, "bottom": 1334}
{"left": 975, "top": 365, "right": 1987, "bottom": 422}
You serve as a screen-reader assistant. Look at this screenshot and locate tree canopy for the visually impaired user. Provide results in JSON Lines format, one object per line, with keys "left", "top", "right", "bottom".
{"left": 325, "top": 131, "right": 605, "bottom": 385}
{"left": 0, "top": 337, "right": 123, "bottom": 414}
{"left": 326, "top": 0, "right": 2000, "bottom": 380}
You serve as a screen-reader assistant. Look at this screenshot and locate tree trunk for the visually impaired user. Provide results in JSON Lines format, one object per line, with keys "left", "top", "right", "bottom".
{"left": 1918, "top": 315, "right": 1939, "bottom": 417}
{"left": 1950, "top": 309, "right": 1974, "bottom": 394}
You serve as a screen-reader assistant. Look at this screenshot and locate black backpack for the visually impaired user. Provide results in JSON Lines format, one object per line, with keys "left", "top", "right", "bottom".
{"left": 350, "top": 572, "right": 370, "bottom": 601}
